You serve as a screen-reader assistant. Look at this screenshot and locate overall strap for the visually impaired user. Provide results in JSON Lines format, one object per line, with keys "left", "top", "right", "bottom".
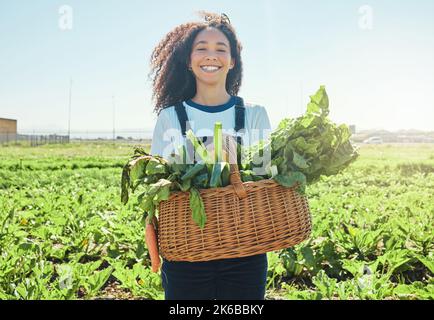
{"left": 174, "top": 101, "right": 189, "bottom": 136}
{"left": 233, "top": 97, "right": 245, "bottom": 165}
{"left": 234, "top": 96, "right": 245, "bottom": 135}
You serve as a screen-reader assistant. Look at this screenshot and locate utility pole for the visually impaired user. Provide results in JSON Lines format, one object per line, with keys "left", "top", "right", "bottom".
{"left": 68, "top": 77, "right": 72, "bottom": 140}
{"left": 112, "top": 95, "right": 116, "bottom": 143}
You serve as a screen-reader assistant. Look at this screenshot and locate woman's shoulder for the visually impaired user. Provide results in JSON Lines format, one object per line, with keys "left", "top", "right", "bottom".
{"left": 242, "top": 101, "right": 267, "bottom": 116}
{"left": 156, "top": 104, "right": 179, "bottom": 120}
{"left": 159, "top": 100, "right": 194, "bottom": 115}
{"left": 159, "top": 104, "right": 177, "bottom": 113}
{"left": 242, "top": 101, "right": 271, "bottom": 131}
{"left": 152, "top": 105, "right": 182, "bottom": 131}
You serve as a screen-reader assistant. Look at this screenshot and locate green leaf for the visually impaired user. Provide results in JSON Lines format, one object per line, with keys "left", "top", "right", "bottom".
{"left": 148, "top": 179, "right": 172, "bottom": 196}
{"left": 221, "top": 162, "right": 230, "bottom": 186}
{"left": 309, "top": 85, "right": 329, "bottom": 116}
{"left": 189, "top": 187, "right": 206, "bottom": 229}
{"left": 273, "top": 172, "right": 306, "bottom": 189}
{"left": 138, "top": 191, "right": 154, "bottom": 212}
{"left": 145, "top": 159, "right": 166, "bottom": 175}
{"left": 121, "top": 165, "right": 130, "bottom": 205}
{"left": 192, "top": 173, "right": 208, "bottom": 188}
{"left": 306, "top": 102, "right": 320, "bottom": 114}
{"left": 210, "top": 162, "right": 224, "bottom": 188}
{"left": 300, "top": 115, "right": 315, "bottom": 128}
{"left": 86, "top": 267, "right": 114, "bottom": 295}
{"left": 130, "top": 157, "right": 148, "bottom": 181}
{"left": 181, "top": 163, "right": 205, "bottom": 181}
{"left": 179, "top": 178, "right": 191, "bottom": 192}
{"left": 153, "top": 184, "right": 171, "bottom": 203}
{"left": 291, "top": 136, "right": 320, "bottom": 156}
{"left": 292, "top": 151, "right": 309, "bottom": 169}
{"left": 414, "top": 254, "right": 434, "bottom": 274}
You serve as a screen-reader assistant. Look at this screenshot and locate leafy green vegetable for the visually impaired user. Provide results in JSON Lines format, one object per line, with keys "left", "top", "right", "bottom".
{"left": 145, "top": 158, "right": 166, "bottom": 175}
{"left": 181, "top": 163, "right": 205, "bottom": 181}
{"left": 189, "top": 187, "right": 206, "bottom": 229}
{"left": 273, "top": 172, "right": 307, "bottom": 193}
{"left": 245, "top": 85, "right": 359, "bottom": 191}
{"left": 121, "top": 85, "right": 359, "bottom": 228}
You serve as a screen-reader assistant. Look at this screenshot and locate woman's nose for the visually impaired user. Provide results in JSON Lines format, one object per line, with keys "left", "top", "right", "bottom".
{"left": 205, "top": 55, "right": 218, "bottom": 61}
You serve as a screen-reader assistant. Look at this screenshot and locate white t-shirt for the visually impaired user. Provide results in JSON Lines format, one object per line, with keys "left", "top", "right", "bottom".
{"left": 150, "top": 95, "right": 272, "bottom": 163}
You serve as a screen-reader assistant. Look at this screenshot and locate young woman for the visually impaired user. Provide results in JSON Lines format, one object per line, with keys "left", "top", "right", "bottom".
{"left": 147, "top": 11, "right": 272, "bottom": 300}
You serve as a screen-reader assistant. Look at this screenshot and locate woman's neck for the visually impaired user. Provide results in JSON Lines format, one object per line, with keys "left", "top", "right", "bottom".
{"left": 191, "top": 87, "right": 231, "bottom": 106}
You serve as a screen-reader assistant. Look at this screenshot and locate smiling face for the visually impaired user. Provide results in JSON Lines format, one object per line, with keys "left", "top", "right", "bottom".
{"left": 189, "top": 27, "right": 235, "bottom": 86}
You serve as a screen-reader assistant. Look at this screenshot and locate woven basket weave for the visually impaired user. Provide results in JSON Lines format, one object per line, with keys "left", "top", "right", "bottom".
{"left": 157, "top": 162, "right": 312, "bottom": 262}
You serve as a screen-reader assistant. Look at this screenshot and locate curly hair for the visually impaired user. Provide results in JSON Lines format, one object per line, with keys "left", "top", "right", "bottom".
{"left": 148, "top": 11, "right": 243, "bottom": 115}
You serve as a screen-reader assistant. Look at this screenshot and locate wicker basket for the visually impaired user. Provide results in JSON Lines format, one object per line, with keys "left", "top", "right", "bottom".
{"left": 157, "top": 162, "right": 312, "bottom": 262}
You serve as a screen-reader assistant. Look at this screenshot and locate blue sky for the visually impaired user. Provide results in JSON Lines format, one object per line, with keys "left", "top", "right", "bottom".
{"left": 1, "top": 0, "right": 433, "bottom": 137}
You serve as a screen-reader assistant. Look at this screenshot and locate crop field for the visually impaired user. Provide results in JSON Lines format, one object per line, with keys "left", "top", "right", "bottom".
{"left": 0, "top": 142, "right": 433, "bottom": 300}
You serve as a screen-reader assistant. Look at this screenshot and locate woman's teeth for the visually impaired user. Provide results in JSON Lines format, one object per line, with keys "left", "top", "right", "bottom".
{"left": 200, "top": 66, "right": 221, "bottom": 73}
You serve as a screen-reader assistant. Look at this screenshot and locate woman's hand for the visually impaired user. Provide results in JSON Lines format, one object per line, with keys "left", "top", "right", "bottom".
{"left": 145, "top": 216, "right": 161, "bottom": 273}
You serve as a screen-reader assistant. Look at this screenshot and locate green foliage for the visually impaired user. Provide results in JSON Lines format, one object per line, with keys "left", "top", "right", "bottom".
{"left": 245, "top": 85, "right": 359, "bottom": 191}
{"left": 0, "top": 120, "right": 432, "bottom": 301}
{"left": 189, "top": 187, "right": 206, "bottom": 229}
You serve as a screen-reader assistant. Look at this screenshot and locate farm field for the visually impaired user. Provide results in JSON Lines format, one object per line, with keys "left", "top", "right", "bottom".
{"left": 0, "top": 142, "right": 433, "bottom": 300}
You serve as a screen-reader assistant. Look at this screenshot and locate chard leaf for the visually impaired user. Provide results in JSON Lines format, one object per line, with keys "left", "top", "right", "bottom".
{"left": 221, "top": 162, "right": 230, "bottom": 186}
{"left": 189, "top": 187, "right": 206, "bottom": 229}
{"left": 139, "top": 193, "right": 154, "bottom": 214}
{"left": 181, "top": 163, "right": 205, "bottom": 181}
{"left": 120, "top": 165, "right": 130, "bottom": 205}
{"left": 179, "top": 178, "right": 191, "bottom": 192}
{"left": 147, "top": 179, "right": 172, "bottom": 195}
{"left": 310, "top": 85, "right": 329, "bottom": 116}
{"left": 307, "top": 102, "right": 320, "bottom": 114}
{"left": 145, "top": 158, "right": 166, "bottom": 175}
{"left": 300, "top": 115, "right": 315, "bottom": 128}
{"left": 193, "top": 173, "right": 208, "bottom": 188}
{"left": 293, "top": 151, "right": 309, "bottom": 169}
{"left": 153, "top": 183, "right": 171, "bottom": 203}
{"left": 273, "top": 172, "right": 307, "bottom": 190}
{"left": 130, "top": 157, "right": 148, "bottom": 182}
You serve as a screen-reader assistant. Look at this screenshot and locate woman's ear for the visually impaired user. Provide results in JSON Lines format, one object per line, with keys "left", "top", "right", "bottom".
{"left": 230, "top": 59, "right": 235, "bottom": 69}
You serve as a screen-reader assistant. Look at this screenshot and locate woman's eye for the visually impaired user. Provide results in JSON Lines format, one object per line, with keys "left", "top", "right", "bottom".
{"left": 197, "top": 48, "right": 226, "bottom": 52}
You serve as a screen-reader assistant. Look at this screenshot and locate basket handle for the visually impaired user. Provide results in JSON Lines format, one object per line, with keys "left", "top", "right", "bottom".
{"left": 221, "top": 133, "right": 247, "bottom": 199}
{"left": 229, "top": 163, "right": 247, "bottom": 199}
